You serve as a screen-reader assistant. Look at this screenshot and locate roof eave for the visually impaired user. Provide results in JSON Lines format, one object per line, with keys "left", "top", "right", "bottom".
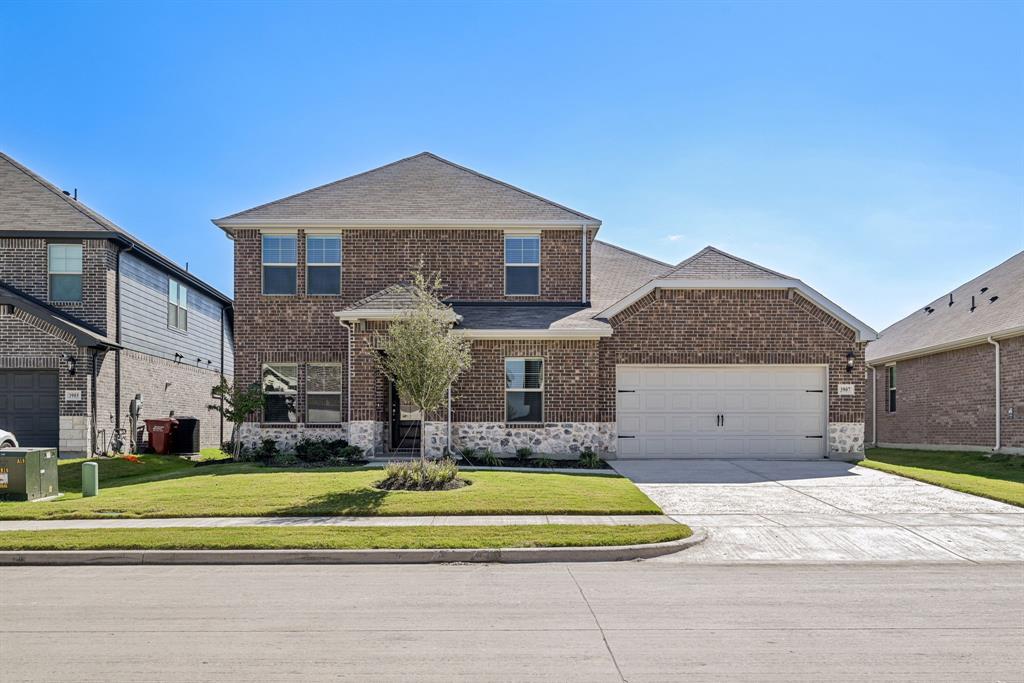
{"left": 866, "top": 326, "right": 1024, "bottom": 365}
{"left": 333, "top": 309, "right": 461, "bottom": 323}
{"left": 453, "top": 328, "right": 612, "bottom": 340}
{"left": 213, "top": 218, "right": 601, "bottom": 232}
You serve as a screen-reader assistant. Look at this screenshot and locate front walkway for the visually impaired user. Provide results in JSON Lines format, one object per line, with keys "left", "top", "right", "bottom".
{"left": 611, "top": 459, "right": 1024, "bottom": 563}
{"left": 0, "top": 514, "right": 674, "bottom": 531}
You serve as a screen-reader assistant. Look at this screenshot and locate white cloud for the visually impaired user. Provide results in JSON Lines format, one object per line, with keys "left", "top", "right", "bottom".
{"left": 665, "top": 234, "right": 684, "bottom": 241}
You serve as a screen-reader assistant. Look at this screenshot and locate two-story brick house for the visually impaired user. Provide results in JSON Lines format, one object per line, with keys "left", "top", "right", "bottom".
{"left": 218, "top": 152, "right": 874, "bottom": 460}
{"left": 0, "top": 152, "right": 233, "bottom": 455}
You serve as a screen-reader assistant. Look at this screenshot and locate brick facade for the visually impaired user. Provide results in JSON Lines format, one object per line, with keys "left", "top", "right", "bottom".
{"left": 867, "top": 335, "right": 1023, "bottom": 451}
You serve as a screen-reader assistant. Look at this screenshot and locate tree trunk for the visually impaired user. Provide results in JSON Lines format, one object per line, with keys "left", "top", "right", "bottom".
{"left": 232, "top": 424, "right": 241, "bottom": 460}
{"left": 420, "top": 414, "right": 427, "bottom": 465}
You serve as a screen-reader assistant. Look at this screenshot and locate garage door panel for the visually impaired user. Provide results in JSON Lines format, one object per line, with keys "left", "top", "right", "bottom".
{"left": 616, "top": 365, "right": 827, "bottom": 459}
{"left": 0, "top": 370, "right": 59, "bottom": 449}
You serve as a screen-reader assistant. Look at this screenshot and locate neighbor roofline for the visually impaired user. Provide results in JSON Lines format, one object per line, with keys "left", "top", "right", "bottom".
{"left": 598, "top": 277, "right": 877, "bottom": 342}
{"left": 332, "top": 308, "right": 461, "bottom": 322}
{"left": 866, "top": 326, "right": 1024, "bottom": 365}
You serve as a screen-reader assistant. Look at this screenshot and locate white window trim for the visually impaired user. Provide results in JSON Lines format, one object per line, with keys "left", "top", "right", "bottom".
{"left": 306, "top": 362, "right": 344, "bottom": 423}
{"left": 504, "top": 356, "right": 544, "bottom": 423}
{"left": 262, "top": 363, "right": 299, "bottom": 423}
{"left": 47, "top": 243, "right": 83, "bottom": 303}
{"left": 887, "top": 365, "right": 896, "bottom": 413}
{"left": 306, "top": 234, "right": 342, "bottom": 297}
{"left": 261, "top": 235, "right": 298, "bottom": 296}
{"left": 504, "top": 234, "right": 541, "bottom": 297}
{"left": 167, "top": 278, "right": 188, "bottom": 332}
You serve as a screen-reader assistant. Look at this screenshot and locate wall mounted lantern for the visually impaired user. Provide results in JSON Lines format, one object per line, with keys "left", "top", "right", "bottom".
{"left": 846, "top": 351, "right": 855, "bottom": 373}
{"left": 61, "top": 353, "right": 77, "bottom": 376}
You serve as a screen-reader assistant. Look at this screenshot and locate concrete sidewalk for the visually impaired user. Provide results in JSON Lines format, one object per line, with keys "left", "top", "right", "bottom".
{"left": 0, "top": 514, "right": 675, "bottom": 531}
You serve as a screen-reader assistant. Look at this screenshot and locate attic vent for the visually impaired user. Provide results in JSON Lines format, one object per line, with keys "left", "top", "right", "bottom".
{"left": 980, "top": 287, "right": 988, "bottom": 293}
{"left": 990, "top": 295, "right": 999, "bottom": 303}
{"left": 924, "top": 306, "right": 934, "bottom": 314}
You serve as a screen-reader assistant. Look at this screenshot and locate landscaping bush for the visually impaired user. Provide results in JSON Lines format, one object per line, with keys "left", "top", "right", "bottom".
{"left": 477, "top": 449, "right": 504, "bottom": 467}
{"left": 339, "top": 444, "right": 368, "bottom": 465}
{"left": 529, "top": 455, "right": 556, "bottom": 468}
{"left": 516, "top": 446, "right": 533, "bottom": 460}
{"left": 578, "top": 447, "right": 604, "bottom": 469}
{"left": 255, "top": 438, "right": 279, "bottom": 464}
{"left": 376, "top": 458, "right": 467, "bottom": 491}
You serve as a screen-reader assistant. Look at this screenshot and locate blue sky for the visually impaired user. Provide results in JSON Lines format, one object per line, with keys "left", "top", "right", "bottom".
{"left": 1, "top": 0, "right": 1020, "bottom": 330}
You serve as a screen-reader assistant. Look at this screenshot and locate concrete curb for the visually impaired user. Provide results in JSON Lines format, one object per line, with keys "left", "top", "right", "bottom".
{"left": 0, "top": 529, "right": 706, "bottom": 566}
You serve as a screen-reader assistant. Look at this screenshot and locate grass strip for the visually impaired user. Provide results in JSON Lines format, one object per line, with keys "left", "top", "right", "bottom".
{"left": 862, "top": 448, "right": 1024, "bottom": 507}
{"left": 0, "top": 524, "right": 689, "bottom": 551}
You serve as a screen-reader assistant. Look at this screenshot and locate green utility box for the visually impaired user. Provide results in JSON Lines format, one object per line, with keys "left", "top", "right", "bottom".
{"left": 0, "top": 448, "right": 60, "bottom": 501}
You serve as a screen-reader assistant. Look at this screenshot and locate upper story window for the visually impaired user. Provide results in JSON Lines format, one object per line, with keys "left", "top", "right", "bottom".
{"left": 262, "top": 235, "right": 297, "bottom": 295}
{"left": 167, "top": 279, "right": 189, "bottom": 331}
{"left": 887, "top": 365, "right": 896, "bottom": 413}
{"left": 306, "top": 235, "right": 342, "bottom": 296}
{"left": 47, "top": 243, "right": 83, "bottom": 302}
{"left": 505, "top": 357, "right": 544, "bottom": 423}
{"left": 262, "top": 363, "right": 298, "bottom": 423}
{"left": 505, "top": 235, "right": 540, "bottom": 296}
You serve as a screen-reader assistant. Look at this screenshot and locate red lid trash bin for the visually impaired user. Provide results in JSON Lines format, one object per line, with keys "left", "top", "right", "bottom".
{"left": 144, "top": 418, "right": 179, "bottom": 454}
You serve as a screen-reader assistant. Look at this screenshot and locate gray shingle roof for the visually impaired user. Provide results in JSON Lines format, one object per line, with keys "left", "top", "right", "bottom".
{"left": 343, "top": 284, "right": 422, "bottom": 311}
{"left": 0, "top": 281, "right": 118, "bottom": 348}
{"left": 664, "top": 246, "right": 789, "bottom": 280}
{"left": 453, "top": 304, "right": 610, "bottom": 332}
{"left": 867, "top": 250, "right": 1024, "bottom": 362}
{"left": 590, "top": 240, "right": 674, "bottom": 308}
{"left": 0, "top": 152, "right": 232, "bottom": 305}
{"left": 214, "top": 152, "right": 600, "bottom": 227}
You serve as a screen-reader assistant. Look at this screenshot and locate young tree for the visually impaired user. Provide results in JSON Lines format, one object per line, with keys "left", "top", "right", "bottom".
{"left": 208, "top": 377, "right": 266, "bottom": 459}
{"left": 375, "top": 268, "right": 473, "bottom": 463}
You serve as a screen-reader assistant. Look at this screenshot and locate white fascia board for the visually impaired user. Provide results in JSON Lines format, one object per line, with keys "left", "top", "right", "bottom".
{"left": 453, "top": 328, "right": 612, "bottom": 340}
{"left": 598, "top": 277, "right": 878, "bottom": 342}
{"left": 333, "top": 309, "right": 460, "bottom": 322}
{"left": 214, "top": 218, "right": 602, "bottom": 231}
{"left": 866, "top": 326, "right": 1024, "bottom": 365}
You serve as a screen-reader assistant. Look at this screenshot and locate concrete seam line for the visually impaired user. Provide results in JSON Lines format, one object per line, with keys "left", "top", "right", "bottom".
{"left": 0, "top": 530, "right": 706, "bottom": 566}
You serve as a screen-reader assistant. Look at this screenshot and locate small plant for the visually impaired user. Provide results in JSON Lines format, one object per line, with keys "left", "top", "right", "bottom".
{"left": 515, "top": 446, "right": 533, "bottom": 460}
{"left": 377, "top": 458, "right": 465, "bottom": 491}
{"left": 339, "top": 444, "right": 367, "bottom": 465}
{"left": 294, "top": 437, "right": 351, "bottom": 464}
{"left": 577, "top": 447, "right": 603, "bottom": 469}
{"left": 266, "top": 453, "right": 303, "bottom": 468}
{"left": 478, "top": 449, "right": 504, "bottom": 467}
{"left": 458, "top": 446, "right": 477, "bottom": 463}
{"left": 529, "top": 455, "right": 556, "bottom": 468}
{"left": 256, "top": 438, "right": 279, "bottom": 463}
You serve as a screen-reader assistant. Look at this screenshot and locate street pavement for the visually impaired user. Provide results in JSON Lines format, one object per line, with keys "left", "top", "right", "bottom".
{"left": 1, "top": 562, "right": 1021, "bottom": 681}
{"left": 611, "top": 459, "right": 1024, "bottom": 563}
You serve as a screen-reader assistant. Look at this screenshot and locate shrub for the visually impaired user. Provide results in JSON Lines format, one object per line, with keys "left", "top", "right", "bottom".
{"left": 377, "top": 458, "right": 465, "bottom": 491}
{"left": 577, "top": 447, "right": 603, "bottom": 469}
{"left": 515, "top": 446, "right": 533, "bottom": 460}
{"left": 529, "top": 455, "right": 556, "bottom": 468}
{"left": 256, "top": 438, "right": 279, "bottom": 463}
{"left": 266, "top": 453, "right": 304, "bottom": 468}
{"left": 294, "top": 437, "right": 350, "bottom": 464}
{"left": 339, "top": 444, "right": 367, "bottom": 465}
{"left": 458, "top": 446, "right": 477, "bottom": 462}
{"left": 478, "top": 449, "right": 504, "bottom": 467}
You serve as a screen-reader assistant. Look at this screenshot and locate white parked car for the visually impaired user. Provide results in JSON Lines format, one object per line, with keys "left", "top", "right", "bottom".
{"left": 0, "top": 429, "right": 18, "bottom": 449}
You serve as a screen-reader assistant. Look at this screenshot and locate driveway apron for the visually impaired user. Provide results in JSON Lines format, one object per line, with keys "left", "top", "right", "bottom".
{"left": 611, "top": 459, "right": 1024, "bottom": 563}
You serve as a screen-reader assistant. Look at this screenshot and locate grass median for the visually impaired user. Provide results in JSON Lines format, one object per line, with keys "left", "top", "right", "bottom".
{"left": 0, "top": 455, "right": 662, "bottom": 520}
{"left": 0, "top": 524, "right": 690, "bottom": 551}
{"left": 861, "top": 448, "right": 1024, "bottom": 507}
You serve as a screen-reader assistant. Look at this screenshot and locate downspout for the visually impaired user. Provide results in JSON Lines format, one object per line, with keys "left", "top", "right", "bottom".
{"left": 113, "top": 241, "right": 133, "bottom": 442}
{"left": 866, "top": 363, "right": 877, "bottom": 447}
{"left": 447, "top": 384, "right": 454, "bottom": 457}
{"left": 580, "top": 225, "right": 588, "bottom": 303}
{"left": 219, "top": 306, "right": 225, "bottom": 448}
{"left": 987, "top": 337, "right": 1001, "bottom": 451}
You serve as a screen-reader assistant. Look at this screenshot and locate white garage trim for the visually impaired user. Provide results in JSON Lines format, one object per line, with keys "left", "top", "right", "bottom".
{"left": 616, "top": 364, "right": 829, "bottom": 459}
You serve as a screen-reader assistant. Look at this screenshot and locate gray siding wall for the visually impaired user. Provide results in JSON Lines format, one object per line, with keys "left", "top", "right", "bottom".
{"left": 119, "top": 251, "right": 231, "bottom": 375}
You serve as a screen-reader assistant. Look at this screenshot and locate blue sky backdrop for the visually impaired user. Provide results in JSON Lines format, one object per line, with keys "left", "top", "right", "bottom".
{"left": 1, "top": 0, "right": 1020, "bottom": 330}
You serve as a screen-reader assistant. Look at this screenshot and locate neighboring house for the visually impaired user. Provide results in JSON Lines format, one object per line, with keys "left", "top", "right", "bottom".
{"left": 866, "top": 251, "right": 1023, "bottom": 454}
{"left": 216, "top": 152, "right": 874, "bottom": 460}
{"left": 0, "top": 152, "right": 234, "bottom": 455}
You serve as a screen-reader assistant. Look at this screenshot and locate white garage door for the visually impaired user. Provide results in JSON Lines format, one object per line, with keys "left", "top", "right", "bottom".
{"left": 616, "top": 365, "right": 827, "bottom": 459}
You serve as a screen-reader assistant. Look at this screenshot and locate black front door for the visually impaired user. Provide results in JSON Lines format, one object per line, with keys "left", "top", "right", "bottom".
{"left": 388, "top": 381, "right": 421, "bottom": 453}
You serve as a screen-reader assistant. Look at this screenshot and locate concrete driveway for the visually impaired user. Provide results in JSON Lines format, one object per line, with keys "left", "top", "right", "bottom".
{"left": 611, "top": 459, "right": 1024, "bottom": 564}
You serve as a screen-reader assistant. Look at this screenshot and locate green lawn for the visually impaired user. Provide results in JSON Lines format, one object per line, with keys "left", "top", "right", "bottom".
{"left": 862, "top": 448, "right": 1024, "bottom": 507}
{"left": 0, "top": 523, "right": 689, "bottom": 551}
{"left": 0, "top": 455, "right": 661, "bottom": 519}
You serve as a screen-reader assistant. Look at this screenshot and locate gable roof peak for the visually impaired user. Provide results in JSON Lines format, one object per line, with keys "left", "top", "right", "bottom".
{"left": 665, "top": 244, "right": 791, "bottom": 280}
{"left": 213, "top": 152, "right": 600, "bottom": 229}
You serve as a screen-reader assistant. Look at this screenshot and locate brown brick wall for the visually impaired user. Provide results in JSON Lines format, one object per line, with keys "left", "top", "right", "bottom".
{"left": 600, "top": 289, "right": 866, "bottom": 423}
{"left": 868, "top": 335, "right": 1023, "bottom": 450}
{"left": 0, "top": 237, "right": 117, "bottom": 335}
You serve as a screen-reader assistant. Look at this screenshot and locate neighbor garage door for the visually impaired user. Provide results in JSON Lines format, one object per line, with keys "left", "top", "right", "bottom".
{"left": 616, "top": 365, "right": 827, "bottom": 458}
{"left": 0, "top": 370, "right": 59, "bottom": 448}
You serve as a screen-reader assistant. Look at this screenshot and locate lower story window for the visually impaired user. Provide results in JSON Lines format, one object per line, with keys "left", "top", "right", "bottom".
{"left": 262, "top": 363, "right": 298, "bottom": 423}
{"left": 505, "top": 357, "right": 543, "bottom": 422}
{"left": 307, "top": 363, "right": 343, "bottom": 422}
